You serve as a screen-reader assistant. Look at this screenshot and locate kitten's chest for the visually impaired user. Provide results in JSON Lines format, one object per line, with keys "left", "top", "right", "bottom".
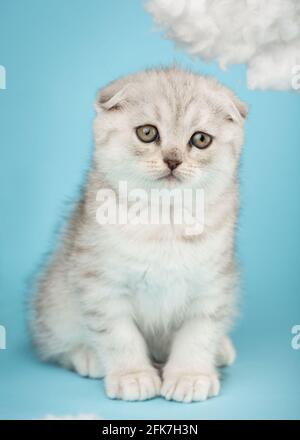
{"left": 107, "top": 228, "right": 210, "bottom": 324}
{"left": 126, "top": 240, "right": 197, "bottom": 330}
{"left": 113, "top": 227, "right": 202, "bottom": 289}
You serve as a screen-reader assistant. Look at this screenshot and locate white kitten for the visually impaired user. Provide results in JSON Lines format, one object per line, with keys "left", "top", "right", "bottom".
{"left": 31, "top": 67, "right": 246, "bottom": 403}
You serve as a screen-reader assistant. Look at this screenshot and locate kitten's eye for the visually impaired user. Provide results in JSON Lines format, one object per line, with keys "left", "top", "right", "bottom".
{"left": 190, "top": 131, "right": 213, "bottom": 149}
{"left": 136, "top": 125, "right": 159, "bottom": 143}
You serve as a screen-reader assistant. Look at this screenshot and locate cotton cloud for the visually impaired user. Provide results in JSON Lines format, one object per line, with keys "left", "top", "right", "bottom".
{"left": 145, "top": 0, "right": 300, "bottom": 90}
{"left": 44, "top": 413, "right": 101, "bottom": 420}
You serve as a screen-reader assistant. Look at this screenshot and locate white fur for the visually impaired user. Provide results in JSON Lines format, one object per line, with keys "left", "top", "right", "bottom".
{"left": 31, "top": 67, "right": 245, "bottom": 403}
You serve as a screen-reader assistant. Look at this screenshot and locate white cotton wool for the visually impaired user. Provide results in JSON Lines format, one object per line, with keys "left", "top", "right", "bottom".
{"left": 145, "top": 0, "right": 300, "bottom": 90}
{"left": 44, "top": 413, "right": 101, "bottom": 420}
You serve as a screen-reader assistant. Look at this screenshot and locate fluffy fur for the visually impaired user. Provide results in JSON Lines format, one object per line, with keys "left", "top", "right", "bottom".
{"left": 31, "top": 67, "right": 246, "bottom": 403}
{"left": 146, "top": 0, "right": 300, "bottom": 90}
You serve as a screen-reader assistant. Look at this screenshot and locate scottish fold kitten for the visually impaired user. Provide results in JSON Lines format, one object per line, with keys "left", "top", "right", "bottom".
{"left": 31, "top": 67, "right": 247, "bottom": 402}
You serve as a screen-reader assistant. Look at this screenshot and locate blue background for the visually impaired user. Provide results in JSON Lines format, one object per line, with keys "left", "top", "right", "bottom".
{"left": 0, "top": 0, "right": 299, "bottom": 420}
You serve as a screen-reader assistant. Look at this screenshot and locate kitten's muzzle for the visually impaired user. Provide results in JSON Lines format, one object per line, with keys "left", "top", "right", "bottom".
{"left": 163, "top": 158, "right": 182, "bottom": 171}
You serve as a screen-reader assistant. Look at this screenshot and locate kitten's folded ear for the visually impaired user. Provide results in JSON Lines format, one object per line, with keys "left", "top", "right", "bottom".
{"left": 226, "top": 93, "right": 248, "bottom": 123}
{"left": 233, "top": 96, "right": 248, "bottom": 120}
{"left": 94, "top": 82, "right": 133, "bottom": 113}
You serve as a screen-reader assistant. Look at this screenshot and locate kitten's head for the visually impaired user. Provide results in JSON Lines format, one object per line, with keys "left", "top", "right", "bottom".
{"left": 93, "top": 67, "right": 247, "bottom": 191}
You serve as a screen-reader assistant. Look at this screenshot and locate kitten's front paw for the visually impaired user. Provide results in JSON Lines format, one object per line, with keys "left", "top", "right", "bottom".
{"left": 161, "top": 372, "right": 220, "bottom": 403}
{"left": 105, "top": 369, "right": 161, "bottom": 401}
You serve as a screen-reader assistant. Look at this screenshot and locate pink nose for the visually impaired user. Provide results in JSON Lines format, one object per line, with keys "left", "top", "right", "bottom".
{"left": 163, "top": 158, "right": 182, "bottom": 171}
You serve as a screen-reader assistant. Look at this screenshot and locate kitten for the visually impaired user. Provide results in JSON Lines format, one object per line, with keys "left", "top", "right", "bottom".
{"left": 31, "top": 67, "right": 247, "bottom": 403}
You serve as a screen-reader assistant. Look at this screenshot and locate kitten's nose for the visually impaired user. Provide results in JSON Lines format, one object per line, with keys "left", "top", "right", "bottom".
{"left": 163, "top": 158, "right": 182, "bottom": 171}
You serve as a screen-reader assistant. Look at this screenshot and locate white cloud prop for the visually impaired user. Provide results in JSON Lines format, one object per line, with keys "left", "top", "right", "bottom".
{"left": 44, "top": 413, "right": 101, "bottom": 420}
{"left": 145, "top": 0, "right": 300, "bottom": 90}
